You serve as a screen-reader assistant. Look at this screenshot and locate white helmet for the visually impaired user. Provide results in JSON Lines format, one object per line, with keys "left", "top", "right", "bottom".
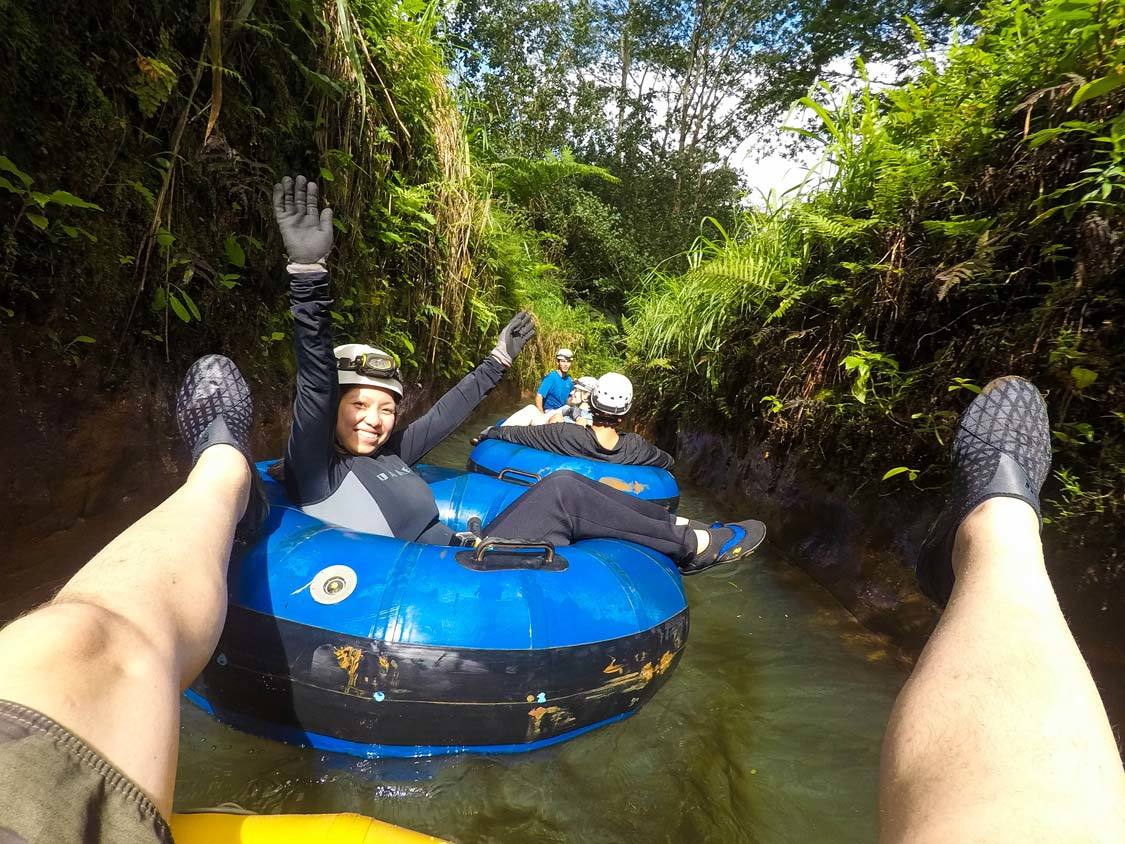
{"left": 556, "top": 348, "right": 574, "bottom": 361}
{"left": 575, "top": 375, "right": 598, "bottom": 393}
{"left": 334, "top": 343, "right": 404, "bottom": 398}
{"left": 591, "top": 372, "right": 633, "bottom": 416}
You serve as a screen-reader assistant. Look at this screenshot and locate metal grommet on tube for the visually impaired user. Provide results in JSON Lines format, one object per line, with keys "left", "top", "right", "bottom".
{"left": 310, "top": 564, "right": 357, "bottom": 605}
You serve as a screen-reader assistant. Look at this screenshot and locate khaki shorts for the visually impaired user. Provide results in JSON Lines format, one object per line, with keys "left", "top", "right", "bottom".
{"left": 0, "top": 700, "right": 172, "bottom": 844}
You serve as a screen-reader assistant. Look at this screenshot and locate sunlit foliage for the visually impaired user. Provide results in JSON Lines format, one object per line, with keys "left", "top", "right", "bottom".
{"left": 627, "top": 0, "right": 1125, "bottom": 530}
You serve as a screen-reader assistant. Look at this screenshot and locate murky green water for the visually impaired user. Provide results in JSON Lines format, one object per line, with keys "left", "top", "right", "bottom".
{"left": 172, "top": 415, "right": 906, "bottom": 842}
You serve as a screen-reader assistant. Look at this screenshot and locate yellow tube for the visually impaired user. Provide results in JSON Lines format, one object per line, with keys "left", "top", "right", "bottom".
{"left": 170, "top": 810, "right": 450, "bottom": 843}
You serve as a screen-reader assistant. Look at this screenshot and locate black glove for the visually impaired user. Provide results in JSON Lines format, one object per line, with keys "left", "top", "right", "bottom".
{"left": 470, "top": 426, "right": 494, "bottom": 446}
{"left": 489, "top": 311, "right": 535, "bottom": 367}
{"left": 272, "top": 175, "right": 334, "bottom": 268}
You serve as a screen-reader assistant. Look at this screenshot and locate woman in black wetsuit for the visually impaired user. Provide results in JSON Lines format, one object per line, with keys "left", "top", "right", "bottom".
{"left": 274, "top": 174, "right": 765, "bottom": 574}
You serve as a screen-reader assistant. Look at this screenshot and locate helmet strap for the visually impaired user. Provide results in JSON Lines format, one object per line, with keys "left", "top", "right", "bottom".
{"left": 591, "top": 410, "right": 622, "bottom": 427}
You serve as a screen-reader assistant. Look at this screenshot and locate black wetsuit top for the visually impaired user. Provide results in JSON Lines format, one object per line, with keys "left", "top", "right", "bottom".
{"left": 286, "top": 269, "right": 506, "bottom": 542}
{"left": 481, "top": 424, "right": 674, "bottom": 469}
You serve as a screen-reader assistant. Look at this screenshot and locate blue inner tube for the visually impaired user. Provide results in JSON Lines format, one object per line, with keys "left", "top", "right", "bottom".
{"left": 467, "top": 435, "right": 680, "bottom": 510}
{"left": 187, "top": 462, "right": 689, "bottom": 758}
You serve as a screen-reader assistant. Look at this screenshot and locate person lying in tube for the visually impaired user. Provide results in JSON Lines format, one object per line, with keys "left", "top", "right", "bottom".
{"left": 555, "top": 375, "right": 598, "bottom": 425}
{"left": 477, "top": 373, "right": 672, "bottom": 468}
{"left": 499, "top": 374, "right": 598, "bottom": 428}
{"left": 272, "top": 173, "right": 765, "bottom": 575}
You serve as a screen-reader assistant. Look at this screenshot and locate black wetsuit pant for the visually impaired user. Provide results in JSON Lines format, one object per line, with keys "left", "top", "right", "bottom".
{"left": 482, "top": 470, "right": 695, "bottom": 563}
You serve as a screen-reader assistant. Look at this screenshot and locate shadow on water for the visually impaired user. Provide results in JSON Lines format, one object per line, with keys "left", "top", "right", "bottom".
{"left": 172, "top": 409, "right": 907, "bottom": 844}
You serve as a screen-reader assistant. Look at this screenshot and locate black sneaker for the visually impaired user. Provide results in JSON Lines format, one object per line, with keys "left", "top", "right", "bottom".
{"left": 916, "top": 376, "right": 1052, "bottom": 605}
{"left": 176, "top": 354, "right": 268, "bottom": 540}
{"left": 680, "top": 519, "right": 767, "bottom": 576}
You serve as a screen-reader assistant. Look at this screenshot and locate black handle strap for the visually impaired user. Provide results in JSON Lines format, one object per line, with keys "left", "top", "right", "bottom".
{"left": 455, "top": 538, "right": 568, "bottom": 572}
{"left": 497, "top": 467, "right": 542, "bottom": 487}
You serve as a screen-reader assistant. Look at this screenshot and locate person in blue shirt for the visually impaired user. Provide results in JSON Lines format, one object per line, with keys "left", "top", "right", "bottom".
{"left": 535, "top": 348, "right": 574, "bottom": 412}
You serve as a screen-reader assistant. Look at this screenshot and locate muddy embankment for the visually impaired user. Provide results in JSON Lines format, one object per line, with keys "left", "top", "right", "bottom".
{"left": 671, "top": 427, "right": 1125, "bottom": 731}
{"left": 0, "top": 333, "right": 446, "bottom": 620}
{"left": 0, "top": 340, "right": 263, "bottom": 619}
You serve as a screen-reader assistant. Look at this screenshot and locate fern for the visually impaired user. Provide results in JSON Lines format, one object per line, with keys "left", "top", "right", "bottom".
{"left": 793, "top": 208, "right": 877, "bottom": 241}
{"left": 921, "top": 217, "right": 995, "bottom": 238}
{"left": 130, "top": 55, "right": 177, "bottom": 117}
{"left": 491, "top": 150, "right": 618, "bottom": 206}
{"left": 933, "top": 229, "right": 1005, "bottom": 300}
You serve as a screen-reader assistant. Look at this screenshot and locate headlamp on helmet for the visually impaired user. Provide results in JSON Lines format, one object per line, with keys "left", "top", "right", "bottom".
{"left": 336, "top": 351, "right": 399, "bottom": 380}
{"left": 333, "top": 343, "right": 405, "bottom": 398}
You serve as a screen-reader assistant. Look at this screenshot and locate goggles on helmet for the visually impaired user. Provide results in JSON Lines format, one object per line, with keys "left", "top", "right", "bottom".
{"left": 336, "top": 352, "right": 401, "bottom": 381}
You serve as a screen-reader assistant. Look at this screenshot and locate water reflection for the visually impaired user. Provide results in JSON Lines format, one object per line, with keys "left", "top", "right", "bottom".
{"left": 173, "top": 412, "right": 906, "bottom": 843}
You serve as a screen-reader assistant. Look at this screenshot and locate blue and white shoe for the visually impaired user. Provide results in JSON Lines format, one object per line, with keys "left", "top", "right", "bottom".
{"left": 681, "top": 519, "right": 767, "bottom": 575}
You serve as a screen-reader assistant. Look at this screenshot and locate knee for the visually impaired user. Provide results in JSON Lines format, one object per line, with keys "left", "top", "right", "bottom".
{"left": 547, "top": 470, "right": 585, "bottom": 486}
{"left": 514, "top": 472, "right": 577, "bottom": 512}
{"left": 537, "top": 470, "right": 585, "bottom": 497}
{"left": 36, "top": 599, "right": 170, "bottom": 683}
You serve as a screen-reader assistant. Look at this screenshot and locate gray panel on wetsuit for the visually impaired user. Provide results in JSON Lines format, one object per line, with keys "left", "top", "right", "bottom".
{"left": 300, "top": 471, "right": 395, "bottom": 536}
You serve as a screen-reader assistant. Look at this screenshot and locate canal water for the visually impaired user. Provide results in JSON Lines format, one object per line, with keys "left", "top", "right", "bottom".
{"left": 170, "top": 413, "right": 907, "bottom": 843}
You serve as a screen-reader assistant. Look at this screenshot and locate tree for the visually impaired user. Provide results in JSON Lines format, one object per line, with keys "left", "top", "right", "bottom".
{"left": 450, "top": 0, "right": 974, "bottom": 310}
{"left": 452, "top": 0, "right": 975, "bottom": 161}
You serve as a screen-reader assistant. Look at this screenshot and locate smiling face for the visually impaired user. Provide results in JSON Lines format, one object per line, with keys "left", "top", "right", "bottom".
{"left": 568, "top": 386, "right": 590, "bottom": 406}
{"left": 557, "top": 357, "right": 573, "bottom": 374}
{"left": 335, "top": 385, "right": 398, "bottom": 455}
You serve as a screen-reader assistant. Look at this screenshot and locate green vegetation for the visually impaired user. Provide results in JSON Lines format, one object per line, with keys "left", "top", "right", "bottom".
{"left": 627, "top": 0, "right": 1124, "bottom": 531}
{"left": 1, "top": 0, "right": 1121, "bottom": 542}
{"left": 0, "top": 0, "right": 613, "bottom": 386}
{"left": 452, "top": 0, "right": 974, "bottom": 312}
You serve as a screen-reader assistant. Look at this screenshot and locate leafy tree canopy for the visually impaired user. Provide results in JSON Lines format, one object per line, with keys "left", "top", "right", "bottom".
{"left": 451, "top": 0, "right": 976, "bottom": 162}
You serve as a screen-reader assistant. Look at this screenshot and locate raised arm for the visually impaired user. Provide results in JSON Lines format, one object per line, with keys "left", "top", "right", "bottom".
{"left": 392, "top": 357, "right": 506, "bottom": 465}
{"left": 392, "top": 312, "right": 536, "bottom": 465}
{"left": 273, "top": 175, "right": 338, "bottom": 504}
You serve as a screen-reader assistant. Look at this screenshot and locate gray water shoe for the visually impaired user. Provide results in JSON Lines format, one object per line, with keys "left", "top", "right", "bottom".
{"left": 916, "top": 376, "right": 1052, "bottom": 605}
{"left": 176, "top": 354, "right": 268, "bottom": 540}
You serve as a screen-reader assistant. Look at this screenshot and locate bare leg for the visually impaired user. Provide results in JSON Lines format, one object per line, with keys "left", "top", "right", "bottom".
{"left": 0, "top": 445, "right": 248, "bottom": 818}
{"left": 500, "top": 404, "right": 551, "bottom": 426}
{"left": 879, "top": 497, "right": 1125, "bottom": 843}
